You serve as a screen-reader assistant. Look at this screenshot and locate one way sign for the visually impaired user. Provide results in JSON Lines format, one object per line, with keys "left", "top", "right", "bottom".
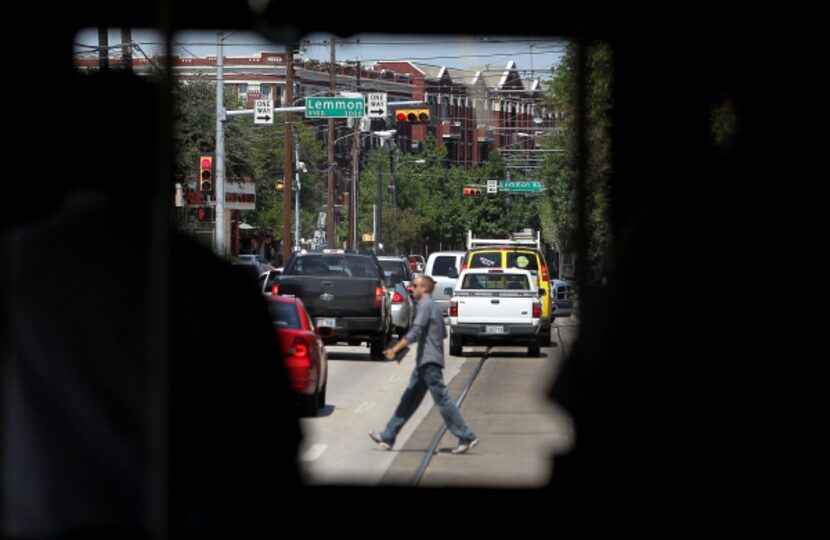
{"left": 367, "top": 93, "right": 387, "bottom": 118}
{"left": 254, "top": 100, "right": 273, "bottom": 125}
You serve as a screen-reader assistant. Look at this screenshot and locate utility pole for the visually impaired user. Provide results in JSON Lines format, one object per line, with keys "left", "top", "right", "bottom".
{"left": 352, "top": 119, "right": 359, "bottom": 249}
{"left": 282, "top": 44, "right": 294, "bottom": 263}
{"left": 390, "top": 146, "right": 397, "bottom": 210}
{"left": 294, "top": 140, "right": 301, "bottom": 250}
{"left": 351, "top": 60, "right": 361, "bottom": 249}
{"left": 215, "top": 33, "right": 227, "bottom": 257}
{"left": 327, "top": 40, "right": 336, "bottom": 248}
{"left": 97, "top": 28, "right": 108, "bottom": 72}
{"left": 376, "top": 160, "right": 383, "bottom": 252}
{"left": 120, "top": 29, "right": 132, "bottom": 73}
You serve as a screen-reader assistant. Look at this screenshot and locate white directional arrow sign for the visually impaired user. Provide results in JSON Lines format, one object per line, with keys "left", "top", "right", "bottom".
{"left": 254, "top": 99, "right": 274, "bottom": 124}
{"left": 367, "top": 93, "right": 387, "bottom": 118}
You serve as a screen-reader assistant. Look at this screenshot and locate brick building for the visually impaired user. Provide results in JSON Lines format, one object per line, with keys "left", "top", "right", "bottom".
{"left": 77, "top": 52, "right": 555, "bottom": 170}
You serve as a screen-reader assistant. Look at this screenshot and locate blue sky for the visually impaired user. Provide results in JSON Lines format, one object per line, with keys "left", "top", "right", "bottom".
{"left": 75, "top": 29, "right": 567, "bottom": 80}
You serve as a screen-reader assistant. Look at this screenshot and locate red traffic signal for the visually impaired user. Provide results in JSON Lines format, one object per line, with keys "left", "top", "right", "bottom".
{"left": 394, "top": 108, "right": 431, "bottom": 125}
{"left": 199, "top": 154, "right": 214, "bottom": 193}
{"left": 463, "top": 185, "right": 483, "bottom": 196}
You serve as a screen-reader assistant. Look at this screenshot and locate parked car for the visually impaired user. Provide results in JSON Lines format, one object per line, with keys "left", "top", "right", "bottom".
{"left": 377, "top": 256, "right": 415, "bottom": 335}
{"left": 424, "top": 251, "right": 466, "bottom": 315}
{"left": 551, "top": 279, "right": 576, "bottom": 319}
{"left": 266, "top": 295, "right": 331, "bottom": 416}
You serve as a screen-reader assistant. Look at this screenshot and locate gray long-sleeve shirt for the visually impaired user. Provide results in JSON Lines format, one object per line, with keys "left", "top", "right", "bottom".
{"left": 404, "top": 294, "right": 446, "bottom": 368}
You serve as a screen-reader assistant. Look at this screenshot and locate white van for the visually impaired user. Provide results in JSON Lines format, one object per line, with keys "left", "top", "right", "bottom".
{"left": 424, "top": 251, "right": 466, "bottom": 315}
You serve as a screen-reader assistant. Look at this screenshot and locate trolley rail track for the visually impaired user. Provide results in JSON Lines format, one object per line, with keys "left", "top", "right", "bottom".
{"left": 409, "top": 320, "right": 578, "bottom": 486}
{"left": 409, "top": 346, "right": 491, "bottom": 486}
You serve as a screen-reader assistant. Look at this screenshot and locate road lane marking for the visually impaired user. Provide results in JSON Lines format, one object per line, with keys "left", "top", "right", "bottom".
{"left": 356, "top": 401, "right": 376, "bottom": 413}
{"left": 301, "top": 444, "right": 328, "bottom": 462}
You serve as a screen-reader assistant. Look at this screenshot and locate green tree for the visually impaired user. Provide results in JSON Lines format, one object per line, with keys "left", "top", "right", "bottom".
{"left": 172, "top": 78, "right": 330, "bottom": 244}
{"left": 541, "top": 42, "right": 614, "bottom": 275}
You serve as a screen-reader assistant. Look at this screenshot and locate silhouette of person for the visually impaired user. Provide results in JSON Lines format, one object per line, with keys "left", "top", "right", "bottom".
{"left": 1, "top": 71, "right": 302, "bottom": 538}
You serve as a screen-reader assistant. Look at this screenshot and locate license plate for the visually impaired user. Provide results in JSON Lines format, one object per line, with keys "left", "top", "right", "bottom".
{"left": 484, "top": 325, "right": 506, "bottom": 334}
{"left": 316, "top": 318, "right": 337, "bottom": 329}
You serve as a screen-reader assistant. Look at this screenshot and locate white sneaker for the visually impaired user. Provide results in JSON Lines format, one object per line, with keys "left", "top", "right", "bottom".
{"left": 451, "top": 438, "right": 480, "bottom": 454}
{"left": 368, "top": 431, "right": 392, "bottom": 451}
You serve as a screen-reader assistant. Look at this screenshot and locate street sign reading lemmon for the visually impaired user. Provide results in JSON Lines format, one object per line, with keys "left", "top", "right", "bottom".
{"left": 305, "top": 97, "right": 365, "bottom": 118}
{"left": 499, "top": 180, "right": 546, "bottom": 193}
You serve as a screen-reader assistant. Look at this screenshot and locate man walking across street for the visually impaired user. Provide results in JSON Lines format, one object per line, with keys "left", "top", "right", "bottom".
{"left": 369, "top": 275, "right": 480, "bottom": 454}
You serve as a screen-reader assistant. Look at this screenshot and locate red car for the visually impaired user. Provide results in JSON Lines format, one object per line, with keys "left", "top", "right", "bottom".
{"left": 266, "top": 295, "right": 331, "bottom": 416}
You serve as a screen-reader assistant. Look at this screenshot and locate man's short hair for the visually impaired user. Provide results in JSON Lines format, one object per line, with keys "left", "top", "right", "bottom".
{"left": 416, "top": 274, "right": 436, "bottom": 293}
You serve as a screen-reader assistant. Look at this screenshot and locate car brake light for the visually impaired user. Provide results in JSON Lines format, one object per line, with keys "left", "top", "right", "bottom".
{"left": 406, "top": 285, "right": 414, "bottom": 294}
{"left": 460, "top": 263, "right": 467, "bottom": 271}
{"left": 271, "top": 284, "right": 279, "bottom": 295}
{"left": 541, "top": 264, "right": 549, "bottom": 282}
{"left": 392, "top": 291, "right": 405, "bottom": 303}
{"left": 375, "top": 286, "right": 384, "bottom": 308}
{"left": 287, "top": 337, "right": 309, "bottom": 357}
{"left": 488, "top": 269, "right": 503, "bottom": 273}
{"left": 410, "top": 262, "right": 417, "bottom": 271}
{"left": 450, "top": 301, "right": 458, "bottom": 317}
{"left": 532, "top": 302, "right": 541, "bottom": 318}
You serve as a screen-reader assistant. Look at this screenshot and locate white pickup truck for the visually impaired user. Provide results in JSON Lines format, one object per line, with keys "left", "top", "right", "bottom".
{"left": 448, "top": 268, "right": 544, "bottom": 357}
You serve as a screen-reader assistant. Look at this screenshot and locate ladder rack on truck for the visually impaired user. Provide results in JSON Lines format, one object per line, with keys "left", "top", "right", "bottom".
{"left": 466, "top": 229, "right": 541, "bottom": 250}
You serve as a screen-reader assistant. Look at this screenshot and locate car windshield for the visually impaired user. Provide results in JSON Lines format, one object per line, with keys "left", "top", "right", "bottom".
{"left": 269, "top": 302, "right": 301, "bottom": 329}
{"left": 462, "top": 273, "right": 530, "bottom": 290}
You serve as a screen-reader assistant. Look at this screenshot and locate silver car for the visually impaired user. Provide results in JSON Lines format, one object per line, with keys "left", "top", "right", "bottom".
{"left": 377, "top": 256, "right": 415, "bottom": 335}
{"left": 424, "top": 251, "right": 465, "bottom": 315}
{"left": 551, "top": 279, "right": 576, "bottom": 318}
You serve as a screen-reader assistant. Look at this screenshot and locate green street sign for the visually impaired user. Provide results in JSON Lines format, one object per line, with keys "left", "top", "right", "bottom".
{"left": 499, "top": 180, "right": 546, "bottom": 193}
{"left": 305, "top": 97, "right": 365, "bottom": 118}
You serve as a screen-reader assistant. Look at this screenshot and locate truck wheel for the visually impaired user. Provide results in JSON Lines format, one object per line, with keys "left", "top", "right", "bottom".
{"left": 541, "top": 329, "right": 553, "bottom": 347}
{"left": 449, "top": 333, "right": 463, "bottom": 356}
{"left": 528, "top": 341, "right": 541, "bottom": 357}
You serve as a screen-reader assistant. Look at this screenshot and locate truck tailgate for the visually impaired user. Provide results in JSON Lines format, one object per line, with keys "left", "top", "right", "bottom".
{"left": 455, "top": 292, "right": 536, "bottom": 324}
{"left": 278, "top": 276, "right": 380, "bottom": 317}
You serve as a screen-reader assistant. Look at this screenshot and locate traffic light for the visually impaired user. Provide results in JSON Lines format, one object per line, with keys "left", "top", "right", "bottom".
{"left": 198, "top": 154, "right": 214, "bottom": 193}
{"left": 394, "top": 108, "right": 431, "bottom": 125}
{"left": 463, "top": 185, "right": 484, "bottom": 196}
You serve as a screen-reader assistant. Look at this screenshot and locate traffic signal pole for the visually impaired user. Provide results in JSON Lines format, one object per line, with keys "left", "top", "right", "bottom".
{"left": 215, "top": 33, "right": 227, "bottom": 257}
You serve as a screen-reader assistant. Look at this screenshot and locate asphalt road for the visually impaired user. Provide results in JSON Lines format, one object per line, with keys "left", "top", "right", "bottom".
{"left": 299, "top": 318, "right": 578, "bottom": 488}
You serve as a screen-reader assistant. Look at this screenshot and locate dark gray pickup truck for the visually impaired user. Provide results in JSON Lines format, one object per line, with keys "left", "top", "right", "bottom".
{"left": 276, "top": 251, "right": 393, "bottom": 359}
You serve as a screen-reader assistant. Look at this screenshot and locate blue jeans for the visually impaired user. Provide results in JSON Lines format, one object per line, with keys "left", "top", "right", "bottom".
{"left": 380, "top": 364, "right": 476, "bottom": 447}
